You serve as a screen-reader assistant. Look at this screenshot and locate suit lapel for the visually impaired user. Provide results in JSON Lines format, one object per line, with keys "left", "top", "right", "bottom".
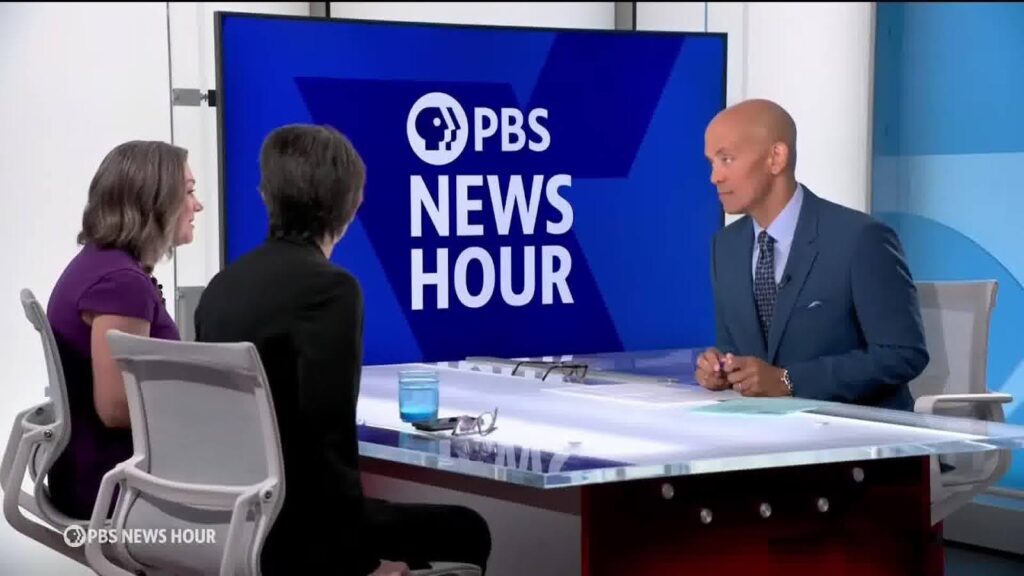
{"left": 728, "top": 220, "right": 767, "bottom": 358}
{"left": 767, "top": 190, "right": 820, "bottom": 361}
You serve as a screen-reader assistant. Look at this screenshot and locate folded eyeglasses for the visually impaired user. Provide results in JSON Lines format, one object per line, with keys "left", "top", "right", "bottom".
{"left": 511, "top": 360, "right": 589, "bottom": 382}
{"left": 452, "top": 407, "right": 499, "bottom": 437}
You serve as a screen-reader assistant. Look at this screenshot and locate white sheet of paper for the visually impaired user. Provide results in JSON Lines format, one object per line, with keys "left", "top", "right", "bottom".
{"left": 540, "top": 382, "right": 732, "bottom": 408}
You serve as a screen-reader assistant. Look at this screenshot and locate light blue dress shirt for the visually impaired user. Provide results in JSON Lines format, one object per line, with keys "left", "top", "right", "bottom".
{"left": 752, "top": 183, "right": 805, "bottom": 285}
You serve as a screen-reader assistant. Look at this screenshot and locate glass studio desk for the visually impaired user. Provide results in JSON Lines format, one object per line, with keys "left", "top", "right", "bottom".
{"left": 355, "top": 350, "right": 1024, "bottom": 576}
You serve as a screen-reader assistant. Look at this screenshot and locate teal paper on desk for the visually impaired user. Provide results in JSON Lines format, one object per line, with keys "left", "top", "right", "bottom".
{"left": 689, "top": 398, "right": 829, "bottom": 415}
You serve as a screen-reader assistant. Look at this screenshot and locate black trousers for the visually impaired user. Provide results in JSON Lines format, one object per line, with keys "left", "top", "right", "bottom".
{"left": 363, "top": 498, "right": 492, "bottom": 573}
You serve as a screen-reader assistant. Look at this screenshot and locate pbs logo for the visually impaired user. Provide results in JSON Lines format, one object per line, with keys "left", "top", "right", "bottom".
{"left": 63, "top": 525, "right": 86, "bottom": 548}
{"left": 407, "top": 92, "right": 469, "bottom": 167}
{"left": 407, "top": 92, "right": 550, "bottom": 166}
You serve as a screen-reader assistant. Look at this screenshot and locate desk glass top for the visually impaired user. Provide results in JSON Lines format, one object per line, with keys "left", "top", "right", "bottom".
{"left": 356, "top": 350, "right": 1024, "bottom": 489}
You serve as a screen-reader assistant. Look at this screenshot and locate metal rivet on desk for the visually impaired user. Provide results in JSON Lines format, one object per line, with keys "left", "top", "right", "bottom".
{"left": 263, "top": 490, "right": 273, "bottom": 501}
{"left": 759, "top": 503, "right": 772, "bottom": 518}
{"left": 699, "top": 508, "right": 713, "bottom": 525}
{"left": 661, "top": 483, "right": 675, "bottom": 500}
{"left": 817, "top": 497, "right": 830, "bottom": 513}
{"left": 852, "top": 467, "right": 865, "bottom": 483}
{"left": 43, "top": 429, "right": 53, "bottom": 439}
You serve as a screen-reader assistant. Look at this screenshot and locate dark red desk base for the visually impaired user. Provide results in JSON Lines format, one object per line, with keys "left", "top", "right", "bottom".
{"left": 362, "top": 455, "right": 941, "bottom": 576}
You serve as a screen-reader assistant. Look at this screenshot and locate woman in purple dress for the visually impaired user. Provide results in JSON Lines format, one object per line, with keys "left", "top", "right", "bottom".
{"left": 45, "top": 140, "right": 204, "bottom": 519}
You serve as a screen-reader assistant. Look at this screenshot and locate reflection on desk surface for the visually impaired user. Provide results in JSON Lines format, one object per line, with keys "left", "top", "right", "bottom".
{"left": 357, "top": 360, "right": 1024, "bottom": 488}
{"left": 359, "top": 425, "right": 627, "bottom": 477}
{"left": 465, "top": 348, "right": 703, "bottom": 385}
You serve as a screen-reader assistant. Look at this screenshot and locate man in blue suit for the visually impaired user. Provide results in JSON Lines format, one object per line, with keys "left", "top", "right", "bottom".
{"left": 695, "top": 99, "right": 929, "bottom": 410}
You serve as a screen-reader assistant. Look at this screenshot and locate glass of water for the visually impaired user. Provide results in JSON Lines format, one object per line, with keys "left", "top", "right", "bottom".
{"left": 398, "top": 369, "right": 440, "bottom": 423}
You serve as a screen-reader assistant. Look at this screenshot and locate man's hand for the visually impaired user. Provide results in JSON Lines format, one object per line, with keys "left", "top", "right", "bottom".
{"left": 695, "top": 347, "right": 730, "bottom": 391}
{"left": 371, "top": 561, "right": 411, "bottom": 576}
{"left": 724, "top": 355, "right": 790, "bottom": 397}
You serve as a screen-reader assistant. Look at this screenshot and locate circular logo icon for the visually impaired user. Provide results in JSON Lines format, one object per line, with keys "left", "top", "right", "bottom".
{"left": 407, "top": 92, "right": 469, "bottom": 166}
{"left": 63, "top": 524, "right": 86, "bottom": 548}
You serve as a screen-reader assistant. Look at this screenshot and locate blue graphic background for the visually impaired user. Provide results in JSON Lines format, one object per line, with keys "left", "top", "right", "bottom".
{"left": 873, "top": 2, "right": 1024, "bottom": 489}
{"left": 218, "top": 15, "right": 726, "bottom": 365}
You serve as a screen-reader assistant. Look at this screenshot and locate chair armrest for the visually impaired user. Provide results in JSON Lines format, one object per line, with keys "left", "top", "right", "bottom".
{"left": 88, "top": 463, "right": 273, "bottom": 576}
{"left": 915, "top": 393, "right": 1013, "bottom": 415}
{"left": 2, "top": 411, "right": 89, "bottom": 569}
{"left": 19, "top": 490, "right": 87, "bottom": 528}
{"left": 1, "top": 403, "right": 49, "bottom": 483}
{"left": 222, "top": 479, "right": 282, "bottom": 576}
{"left": 2, "top": 406, "right": 73, "bottom": 530}
{"left": 123, "top": 467, "right": 250, "bottom": 509}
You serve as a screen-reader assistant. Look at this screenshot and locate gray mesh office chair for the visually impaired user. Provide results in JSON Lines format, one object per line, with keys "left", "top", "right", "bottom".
{"left": 909, "top": 280, "right": 1013, "bottom": 524}
{"left": 0, "top": 289, "right": 89, "bottom": 566}
{"left": 95, "top": 331, "right": 479, "bottom": 576}
{"left": 88, "top": 331, "right": 286, "bottom": 576}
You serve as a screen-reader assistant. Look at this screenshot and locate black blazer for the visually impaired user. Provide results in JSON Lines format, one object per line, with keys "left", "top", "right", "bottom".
{"left": 195, "top": 237, "right": 377, "bottom": 575}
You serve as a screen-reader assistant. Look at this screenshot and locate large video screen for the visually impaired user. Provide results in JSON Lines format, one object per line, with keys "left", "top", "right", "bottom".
{"left": 216, "top": 13, "right": 726, "bottom": 365}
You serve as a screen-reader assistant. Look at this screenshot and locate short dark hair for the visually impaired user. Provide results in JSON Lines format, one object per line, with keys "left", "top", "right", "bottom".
{"left": 259, "top": 124, "right": 365, "bottom": 243}
{"left": 78, "top": 141, "right": 188, "bottom": 265}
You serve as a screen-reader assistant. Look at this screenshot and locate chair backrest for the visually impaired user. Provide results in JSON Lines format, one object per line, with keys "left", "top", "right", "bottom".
{"left": 0, "top": 289, "right": 86, "bottom": 567}
{"left": 105, "top": 331, "right": 285, "bottom": 574}
{"left": 19, "top": 289, "right": 72, "bottom": 486}
{"left": 909, "top": 280, "right": 998, "bottom": 400}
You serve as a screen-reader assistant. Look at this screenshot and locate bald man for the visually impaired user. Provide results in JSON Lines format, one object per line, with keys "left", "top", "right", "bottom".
{"left": 695, "top": 99, "right": 928, "bottom": 410}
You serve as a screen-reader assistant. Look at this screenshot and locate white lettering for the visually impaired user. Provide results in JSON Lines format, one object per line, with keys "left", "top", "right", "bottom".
{"left": 501, "top": 108, "right": 526, "bottom": 152}
{"left": 411, "top": 249, "right": 449, "bottom": 310}
{"left": 545, "top": 174, "right": 573, "bottom": 235}
{"left": 456, "top": 175, "right": 484, "bottom": 236}
{"left": 411, "top": 246, "right": 572, "bottom": 309}
{"left": 453, "top": 247, "right": 495, "bottom": 309}
{"left": 411, "top": 175, "right": 449, "bottom": 237}
{"left": 500, "top": 246, "right": 535, "bottom": 307}
{"left": 474, "top": 108, "right": 498, "bottom": 151}
{"left": 528, "top": 108, "right": 550, "bottom": 152}
{"left": 542, "top": 245, "right": 573, "bottom": 304}
{"left": 487, "top": 175, "right": 543, "bottom": 236}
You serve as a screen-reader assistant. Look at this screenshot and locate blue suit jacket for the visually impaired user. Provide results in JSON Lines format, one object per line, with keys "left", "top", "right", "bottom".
{"left": 710, "top": 188, "right": 929, "bottom": 410}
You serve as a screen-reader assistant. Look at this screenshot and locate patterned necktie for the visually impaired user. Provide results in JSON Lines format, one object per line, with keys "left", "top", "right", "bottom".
{"left": 754, "top": 230, "right": 778, "bottom": 343}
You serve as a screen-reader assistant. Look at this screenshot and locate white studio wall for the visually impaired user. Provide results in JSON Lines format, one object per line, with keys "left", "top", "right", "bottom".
{"left": 0, "top": 2, "right": 307, "bottom": 573}
{"left": 329, "top": 2, "right": 616, "bottom": 29}
{"left": 0, "top": 2, "right": 171, "bottom": 573}
{"left": 637, "top": 2, "right": 875, "bottom": 215}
